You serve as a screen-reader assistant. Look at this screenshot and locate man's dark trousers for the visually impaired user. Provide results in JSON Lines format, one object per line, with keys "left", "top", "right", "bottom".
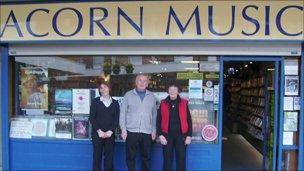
{"left": 126, "top": 131, "right": 152, "bottom": 171}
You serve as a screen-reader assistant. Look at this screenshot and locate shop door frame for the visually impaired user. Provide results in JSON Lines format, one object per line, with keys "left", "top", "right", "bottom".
{"left": 1, "top": 45, "right": 9, "bottom": 171}
{"left": 219, "top": 56, "right": 283, "bottom": 171}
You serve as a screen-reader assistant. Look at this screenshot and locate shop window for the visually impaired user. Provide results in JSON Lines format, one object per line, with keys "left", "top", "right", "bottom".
{"left": 9, "top": 55, "right": 220, "bottom": 144}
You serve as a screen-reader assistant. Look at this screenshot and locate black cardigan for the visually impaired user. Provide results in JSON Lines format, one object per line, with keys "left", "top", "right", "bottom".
{"left": 89, "top": 97, "right": 120, "bottom": 134}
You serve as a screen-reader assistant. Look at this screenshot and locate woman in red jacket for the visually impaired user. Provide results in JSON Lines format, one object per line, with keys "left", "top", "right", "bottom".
{"left": 157, "top": 84, "right": 192, "bottom": 171}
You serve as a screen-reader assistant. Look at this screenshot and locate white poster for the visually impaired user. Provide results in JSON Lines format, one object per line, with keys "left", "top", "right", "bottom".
{"left": 204, "top": 88, "right": 214, "bottom": 101}
{"left": 189, "top": 80, "right": 203, "bottom": 99}
{"left": 283, "top": 97, "right": 293, "bottom": 111}
{"left": 293, "top": 97, "right": 300, "bottom": 111}
{"left": 10, "top": 120, "right": 33, "bottom": 139}
{"left": 214, "top": 85, "right": 219, "bottom": 104}
{"left": 31, "top": 118, "right": 48, "bottom": 137}
{"left": 283, "top": 132, "right": 293, "bottom": 145}
{"left": 72, "top": 89, "right": 91, "bottom": 114}
{"left": 284, "top": 59, "right": 298, "bottom": 75}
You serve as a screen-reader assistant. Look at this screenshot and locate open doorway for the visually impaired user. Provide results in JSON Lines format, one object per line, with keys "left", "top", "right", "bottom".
{"left": 221, "top": 60, "right": 277, "bottom": 171}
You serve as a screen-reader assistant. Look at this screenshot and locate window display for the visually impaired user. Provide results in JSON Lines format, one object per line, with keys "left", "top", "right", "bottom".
{"left": 10, "top": 56, "right": 220, "bottom": 143}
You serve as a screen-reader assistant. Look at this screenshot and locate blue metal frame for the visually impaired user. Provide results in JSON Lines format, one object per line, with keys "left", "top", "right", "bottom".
{"left": 1, "top": 45, "right": 9, "bottom": 171}
{"left": 298, "top": 43, "right": 304, "bottom": 170}
{"left": 218, "top": 56, "right": 224, "bottom": 170}
{"left": 277, "top": 59, "right": 285, "bottom": 170}
{"left": 220, "top": 56, "right": 282, "bottom": 171}
{"left": 273, "top": 61, "right": 280, "bottom": 171}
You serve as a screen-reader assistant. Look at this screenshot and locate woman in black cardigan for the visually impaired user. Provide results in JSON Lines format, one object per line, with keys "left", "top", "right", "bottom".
{"left": 89, "top": 82, "right": 120, "bottom": 171}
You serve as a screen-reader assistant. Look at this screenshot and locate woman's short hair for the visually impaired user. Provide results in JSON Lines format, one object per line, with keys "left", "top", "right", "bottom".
{"left": 166, "top": 83, "right": 181, "bottom": 93}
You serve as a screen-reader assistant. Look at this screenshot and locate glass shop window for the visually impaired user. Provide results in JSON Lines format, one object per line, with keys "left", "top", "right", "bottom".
{"left": 9, "top": 55, "right": 220, "bottom": 144}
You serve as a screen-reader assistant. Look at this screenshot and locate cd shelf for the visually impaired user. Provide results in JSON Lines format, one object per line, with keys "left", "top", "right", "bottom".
{"left": 228, "top": 77, "right": 267, "bottom": 141}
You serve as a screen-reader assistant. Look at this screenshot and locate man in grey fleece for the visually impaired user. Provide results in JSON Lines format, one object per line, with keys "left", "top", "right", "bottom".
{"left": 119, "top": 74, "right": 157, "bottom": 171}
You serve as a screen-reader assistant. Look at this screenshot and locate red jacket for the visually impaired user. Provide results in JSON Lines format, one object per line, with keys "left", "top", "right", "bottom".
{"left": 159, "top": 98, "right": 189, "bottom": 134}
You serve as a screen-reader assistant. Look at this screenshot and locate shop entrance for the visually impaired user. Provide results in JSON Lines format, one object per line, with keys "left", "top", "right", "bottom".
{"left": 220, "top": 57, "right": 282, "bottom": 171}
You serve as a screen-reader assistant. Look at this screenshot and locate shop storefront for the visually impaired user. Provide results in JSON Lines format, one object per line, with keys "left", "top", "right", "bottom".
{"left": 1, "top": 1, "right": 303, "bottom": 170}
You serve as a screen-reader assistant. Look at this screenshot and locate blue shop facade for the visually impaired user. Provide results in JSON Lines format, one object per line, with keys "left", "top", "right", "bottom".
{"left": 1, "top": 1, "right": 303, "bottom": 170}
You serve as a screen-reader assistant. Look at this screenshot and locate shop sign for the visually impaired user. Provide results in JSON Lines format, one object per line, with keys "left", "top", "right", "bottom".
{"left": 177, "top": 72, "right": 203, "bottom": 80}
{"left": 0, "top": 1, "right": 303, "bottom": 42}
{"left": 205, "top": 73, "right": 219, "bottom": 79}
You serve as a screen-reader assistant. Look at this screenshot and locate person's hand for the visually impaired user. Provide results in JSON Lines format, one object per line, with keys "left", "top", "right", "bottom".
{"left": 105, "top": 130, "right": 113, "bottom": 138}
{"left": 121, "top": 130, "right": 127, "bottom": 141}
{"left": 97, "top": 129, "right": 106, "bottom": 138}
{"left": 151, "top": 133, "right": 156, "bottom": 141}
{"left": 185, "top": 136, "right": 192, "bottom": 145}
{"left": 159, "top": 135, "right": 167, "bottom": 145}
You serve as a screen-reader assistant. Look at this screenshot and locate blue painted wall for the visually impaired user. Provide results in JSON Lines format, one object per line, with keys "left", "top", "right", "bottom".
{"left": 10, "top": 139, "right": 219, "bottom": 170}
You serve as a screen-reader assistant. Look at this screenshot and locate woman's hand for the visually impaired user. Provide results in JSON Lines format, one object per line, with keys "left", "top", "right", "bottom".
{"left": 97, "top": 129, "right": 106, "bottom": 138}
{"left": 159, "top": 135, "right": 167, "bottom": 145}
{"left": 185, "top": 136, "right": 192, "bottom": 145}
{"left": 105, "top": 130, "right": 113, "bottom": 138}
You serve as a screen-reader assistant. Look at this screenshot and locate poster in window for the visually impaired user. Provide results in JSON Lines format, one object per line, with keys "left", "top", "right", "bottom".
{"left": 293, "top": 97, "right": 300, "bottom": 111}
{"left": 213, "top": 85, "right": 219, "bottom": 104}
{"left": 283, "top": 97, "right": 293, "bottom": 111}
{"left": 189, "top": 99, "right": 214, "bottom": 142}
{"left": 20, "top": 67, "right": 48, "bottom": 111}
{"left": 283, "top": 132, "right": 293, "bottom": 145}
{"left": 204, "top": 87, "right": 214, "bottom": 101}
{"left": 55, "top": 89, "right": 72, "bottom": 114}
{"left": 73, "top": 116, "right": 90, "bottom": 140}
{"left": 284, "top": 76, "right": 299, "bottom": 96}
{"left": 72, "top": 89, "right": 91, "bottom": 114}
{"left": 10, "top": 120, "right": 33, "bottom": 139}
{"left": 55, "top": 117, "right": 72, "bottom": 139}
{"left": 284, "top": 59, "right": 298, "bottom": 75}
{"left": 30, "top": 118, "right": 48, "bottom": 137}
{"left": 283, "top": 112, "right": 298, "bottom": 131}
{"left": 189, "top": 80, "right": 203, "bottom": 99}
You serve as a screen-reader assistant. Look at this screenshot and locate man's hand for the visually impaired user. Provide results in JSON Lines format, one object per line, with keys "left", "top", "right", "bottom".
{"left": 151, "top": 133, "right": 156, "bottom": 141}
{"left": 121, "top": 130, "right": 127, "bottom": 141}
{"left": 159, "top": 135, "right": 167, "bottom": 145}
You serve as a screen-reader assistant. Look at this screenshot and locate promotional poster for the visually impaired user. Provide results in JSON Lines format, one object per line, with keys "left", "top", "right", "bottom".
{"left": 55, "top": 89, "right": 72, "bottom": 114}
{"left": 20, "top": 67, "right": 48, "bottom": 110}
{"left": 73, "top": 117, "right": 90, "bottom": 140}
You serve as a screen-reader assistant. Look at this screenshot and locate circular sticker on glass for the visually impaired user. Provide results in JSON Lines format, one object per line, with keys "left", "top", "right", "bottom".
{"left": 206, "top": 81, "right": 213, "bottom": 88}
{"left": 202, "top": 125, "right": 218, "bottom": 142}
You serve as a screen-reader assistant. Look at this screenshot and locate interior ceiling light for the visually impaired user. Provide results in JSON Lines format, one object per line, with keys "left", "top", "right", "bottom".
{"left": 181, "top": 61, "right": 200, "bottom": 64}
{"left": 184, "top": 67, "right": 199, "bottom": 70}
